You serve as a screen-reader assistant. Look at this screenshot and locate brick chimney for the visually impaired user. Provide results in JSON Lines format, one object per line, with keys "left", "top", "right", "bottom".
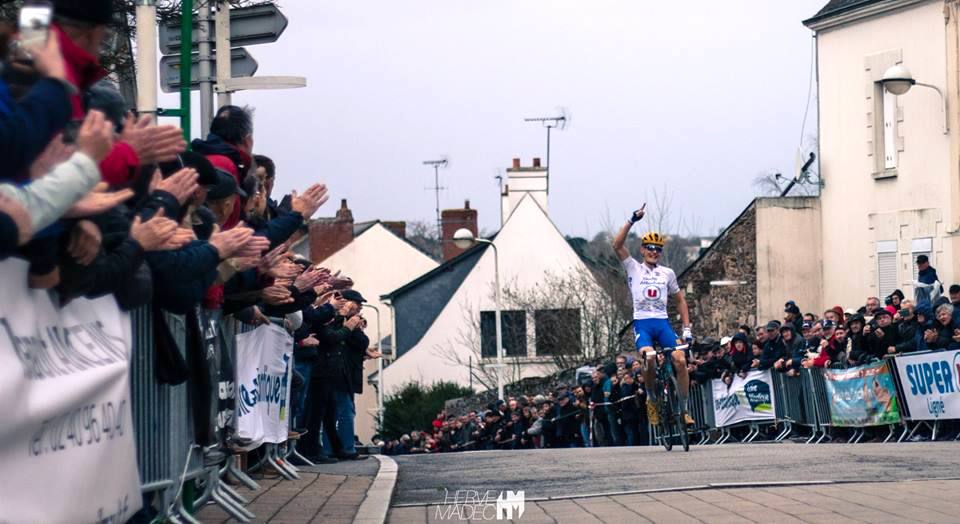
{"left": 309, "top": 199, "right": 355, "bottom": 262}
{"left": 441, "top": 200, "right": 478, "bottom": 262}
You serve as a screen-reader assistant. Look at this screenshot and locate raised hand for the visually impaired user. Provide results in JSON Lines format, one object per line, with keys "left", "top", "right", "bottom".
{"left": 120, "top": 115, "right": 187, "bottom": 165}
{"left": 289, "top": 183, "right": 329, "bottom": 218}
{"left": 24, "top": 31, "right": 67, "bottom": 83}
{"left": 130, "top": 208, "right": 179, "bottom": 252}
{"left": 630, "top": 203, "right": 646, "bottom": 224}
{"left": 261, "top": 285, "right": 294, "bottom": 305}
{"left": 29, "top": 134, "right": 76, "bottom": 180}
{"left": 208, "top": 225, "right": 253, "bottom": 259}
{"left": 64, "top": 184, "right": 134, "bottom": 218}
{"left": 152, "top": 168, "right": 199, "bottom": 204}
{"left": 76, "top": 110, "right": 114, "bottom": 163}
{"left": 294, "top": 266, "right": 325, "bottom": 292}
{"left": 68, "top": 220, "right": 102, "bottom": 265}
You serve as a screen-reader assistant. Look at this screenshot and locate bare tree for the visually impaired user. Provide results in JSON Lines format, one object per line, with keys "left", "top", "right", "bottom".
{"left": 406, "top": 219, "right": 441, "bottom": 260}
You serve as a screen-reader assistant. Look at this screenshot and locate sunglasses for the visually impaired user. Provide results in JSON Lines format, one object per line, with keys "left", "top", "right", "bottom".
{"left": 643, "top": 245, "right": 663, "bottom": 253}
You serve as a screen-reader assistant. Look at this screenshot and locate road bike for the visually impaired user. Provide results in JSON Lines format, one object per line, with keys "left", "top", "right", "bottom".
{"left": 648, "top": 344, "right": 690, "bottom": 452}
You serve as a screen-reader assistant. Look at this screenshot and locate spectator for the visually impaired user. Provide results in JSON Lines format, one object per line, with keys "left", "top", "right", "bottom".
{"left": 619, "top": 372, "right": 642, "bottom": 445}
{"left": 775, "top": 324, "right": 804, "bottom": 375}
{"left": 759, "top": 321, "right": 786, "bottom": 370}
{"left": 860, "top": 309, "right": 900, "bottom": 364}
{"left": 784, "top": 301, "right": 803, "bottom": 333}
{"left": 914, "top": 254, "right": 942, "bottom": 307}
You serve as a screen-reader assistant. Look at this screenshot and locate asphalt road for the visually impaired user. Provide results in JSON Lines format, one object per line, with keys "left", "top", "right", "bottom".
{"left": 391, "top": 442, "right": 960, "bottom": 506}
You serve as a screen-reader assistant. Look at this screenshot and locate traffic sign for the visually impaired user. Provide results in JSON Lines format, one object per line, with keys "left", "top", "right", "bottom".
{"left": 160, "top": 48, "right": 258, "bottom": 93}
{"left": 159, "top": 4, "right": 288, "bottom": 55}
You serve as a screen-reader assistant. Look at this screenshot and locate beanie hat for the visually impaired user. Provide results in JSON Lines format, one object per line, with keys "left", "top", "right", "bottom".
{"left": 54, "top": 0, "right": 114, "bottom": 25}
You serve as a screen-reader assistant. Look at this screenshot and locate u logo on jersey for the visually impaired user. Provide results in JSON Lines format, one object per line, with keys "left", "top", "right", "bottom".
{"left": 643, "top": 285, "right": 660, "bottom": 300}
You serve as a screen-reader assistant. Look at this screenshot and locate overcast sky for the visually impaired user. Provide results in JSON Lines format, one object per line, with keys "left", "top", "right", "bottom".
{"left": 160, "top": 0, "right": 827, "bottom": 238}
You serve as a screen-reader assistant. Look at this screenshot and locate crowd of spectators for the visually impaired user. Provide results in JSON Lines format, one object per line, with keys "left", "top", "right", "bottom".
{"left": 2, "top": 0, "right": 378, "bottom": 476}
{"left": 381, "top": 255, "right": 959, "bottom": 452}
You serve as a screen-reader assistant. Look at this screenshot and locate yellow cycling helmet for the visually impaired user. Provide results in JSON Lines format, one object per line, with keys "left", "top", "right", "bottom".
{"left": 640, "top": 232, "right": 665, "bottom": 247}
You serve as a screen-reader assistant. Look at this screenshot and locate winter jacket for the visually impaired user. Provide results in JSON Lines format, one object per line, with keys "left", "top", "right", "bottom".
{"left": 864, "top": 323, "right": 901, "bottom": 362}
{"left": 0, "top": 73, "right": 72, "bottom": 177}
{"left": 894, "top": 320, "right": 919, "bottom": 353}
{"left": 146, "top": 241, "right": 221, "bottom": 314}
{"left": 759, "top": 335, "right": 787, "bottom": 370}
{"left": 0, "top": 152, "right": 100, "bottom": 231}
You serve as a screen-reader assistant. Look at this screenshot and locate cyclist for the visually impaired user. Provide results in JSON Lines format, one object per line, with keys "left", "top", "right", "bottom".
{"left": 611, "top": 205, "right": 693, "bottom": 426}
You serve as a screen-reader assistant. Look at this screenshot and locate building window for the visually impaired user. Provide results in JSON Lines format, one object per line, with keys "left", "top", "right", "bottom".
{"left": 911, "top": 238, "right": 933, "bottom": 282}
{"left": 876, "top": 240, "right": 898, "bottom": 299}
{"left": 534, "top": 309, "right": 582, "bottom": 356}
{"left": 480, "top": 310, "right": 527, "bottom": 358}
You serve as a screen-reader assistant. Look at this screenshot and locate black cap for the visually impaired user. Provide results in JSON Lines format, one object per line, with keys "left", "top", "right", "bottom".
{"left": 764, "top": 320, "right": 780, "bottom": 331}
{"left": 917, "top": 254, "right": 929, "bottom": 264}
{"left": 874, "top": 308, "right": 892, "bottom": 318}
{"left": 159, "top": 152, "right": 218, "bottom": 187}
{"left": 54, "top": 0, "right": 114, "bottom": 25}
{"left": 784, "top": 304, "right": 801, "bottom": 315}
{"left": 340, "top": 289, "right": 366, "bottom": 304}
{"left": 207, "top": 169, "right": 246, "bottom": 200}
{"left": 820, "top": 319, "right": 835, "bottom": 329}
{"left": 802, "top": 320, "right": 813, "bottom": 330}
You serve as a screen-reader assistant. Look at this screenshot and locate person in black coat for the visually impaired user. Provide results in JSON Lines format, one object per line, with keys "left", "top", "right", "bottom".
{"left": 554, "top": 393, "right": 580, "bottom": 448}
{"left": 619, "top": 373, "right": 643, "bottom": 445}
{"left": 759, "top": 321, "right": 786, "bottom": 370}
{"left": 863, "top": 309, "right": 901, "bottom": 363}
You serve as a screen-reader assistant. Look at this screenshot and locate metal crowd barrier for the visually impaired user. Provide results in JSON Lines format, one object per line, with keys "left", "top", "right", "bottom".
{"left": 130, "top": 305, "right": 200, "bottom": 522}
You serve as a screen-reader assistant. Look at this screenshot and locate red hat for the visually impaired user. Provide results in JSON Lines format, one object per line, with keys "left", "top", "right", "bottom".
{"left": 207, "top": 154, "right": 239, "bottom": 179}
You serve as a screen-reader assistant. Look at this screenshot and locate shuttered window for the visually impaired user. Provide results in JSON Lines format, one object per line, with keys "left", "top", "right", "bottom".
{"left": 877, "top": 240, "right": 898, "bottom": 299}
{"left": 911, "top": 238, "right": 933, "bottom": 283}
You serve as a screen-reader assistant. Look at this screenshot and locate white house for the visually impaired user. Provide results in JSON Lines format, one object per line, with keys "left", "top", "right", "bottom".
{"left": 803, "top": 0, "right": 960, "bottom": 308}
{"left": 314, "top": 219, "right": 439, "bottom": 443}
{"left": 380, "top": 159, "right": 599, "bottom": 395}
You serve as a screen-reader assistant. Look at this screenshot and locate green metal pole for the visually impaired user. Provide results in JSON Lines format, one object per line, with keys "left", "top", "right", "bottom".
{"left": 179, "top": 0, "right": 193, "bottom": 143}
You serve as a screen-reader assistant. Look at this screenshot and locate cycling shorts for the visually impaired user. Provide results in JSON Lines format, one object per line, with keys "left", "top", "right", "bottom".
{"left": 633, "top": 318, "right": 678, "bottom": 351}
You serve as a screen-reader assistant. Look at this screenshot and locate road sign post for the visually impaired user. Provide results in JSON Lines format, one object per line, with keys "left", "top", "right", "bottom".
{"left": 160, "top": 48, "right": 258, "bottom": 93}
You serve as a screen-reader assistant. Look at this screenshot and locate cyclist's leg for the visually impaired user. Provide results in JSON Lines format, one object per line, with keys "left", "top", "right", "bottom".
{"left": 633, "top": 320, "right": 657, "bottom": 400}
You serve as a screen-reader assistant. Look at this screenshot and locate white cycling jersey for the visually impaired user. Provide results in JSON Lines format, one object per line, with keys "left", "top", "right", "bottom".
{"left": 623, "top": 257, "right": 679, "bottom": 320}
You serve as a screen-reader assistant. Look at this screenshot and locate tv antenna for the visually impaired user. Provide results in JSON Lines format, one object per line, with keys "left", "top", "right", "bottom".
{"left": 423, "top": 157, "right": 449, "bottom": 241}
{"left": 524, "top": 107, "right": 570, "bottom": 195}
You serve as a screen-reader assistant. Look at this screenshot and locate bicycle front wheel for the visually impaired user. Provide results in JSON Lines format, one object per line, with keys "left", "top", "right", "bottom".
{"left": 659, "top": 386, "right": 674, "bottom": 451}
{"left": 670, "top": 375, "right": 690, "bottom": 452}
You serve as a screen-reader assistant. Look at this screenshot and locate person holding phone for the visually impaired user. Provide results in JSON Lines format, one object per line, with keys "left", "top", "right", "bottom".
{"left": 0, "top": 4, "right": 75, "bottom": 176}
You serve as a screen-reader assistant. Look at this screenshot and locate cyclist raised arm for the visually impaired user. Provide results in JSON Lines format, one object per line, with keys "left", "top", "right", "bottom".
{"left": 611, "top": 206, "right": 693, "bottom": 426}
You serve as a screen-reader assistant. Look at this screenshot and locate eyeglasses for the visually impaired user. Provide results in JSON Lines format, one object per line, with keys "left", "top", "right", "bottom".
{"left": 643, "top": 245, "right": 663, "bottom": 253}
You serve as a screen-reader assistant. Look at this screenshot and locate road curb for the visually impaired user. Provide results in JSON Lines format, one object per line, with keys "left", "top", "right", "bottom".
{"left": 354, "top": 454, "right": 397, "bottom": 523}
{"left": 389, "top": 476, "right": 960, "bottom": 508}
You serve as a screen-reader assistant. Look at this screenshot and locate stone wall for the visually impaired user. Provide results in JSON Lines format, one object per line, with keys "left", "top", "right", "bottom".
{"left": 673, "top": 202, "right": 758, "bottom": 338}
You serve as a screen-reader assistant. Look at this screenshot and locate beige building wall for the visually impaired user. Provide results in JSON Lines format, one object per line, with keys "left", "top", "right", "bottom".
{"left": 755, "top": 198, "right": 823, "bottom": 321}
{"left": 815, "top": 0, "right": 955, "bottom": 310}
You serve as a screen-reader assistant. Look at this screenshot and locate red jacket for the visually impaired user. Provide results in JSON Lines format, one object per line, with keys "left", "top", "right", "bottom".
{"left": 55, "top": 25, "right": 139, "bottom": 185}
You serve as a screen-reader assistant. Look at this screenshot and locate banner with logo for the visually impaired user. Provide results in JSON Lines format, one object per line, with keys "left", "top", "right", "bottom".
{"left": 893, "top": 350, "right": 960, "bottom": 420}
{"left": 0, "top": 259, "right": 141, "bottom": 522}
{"left": 823, "top": 361, "right": 901, "bottom": 426}
{"left": 235, "top": 323, "right": 293, "bottom": 444}
{"left": 711, "top": 370, "right": 776, "bottom": 427}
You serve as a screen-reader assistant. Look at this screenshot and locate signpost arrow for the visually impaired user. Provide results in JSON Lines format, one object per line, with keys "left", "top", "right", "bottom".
{"left": 159, "top": 4, "right": 288, "bottom": 55}
{"left": 160, "top": 47, "right": 258, "bottom": 93}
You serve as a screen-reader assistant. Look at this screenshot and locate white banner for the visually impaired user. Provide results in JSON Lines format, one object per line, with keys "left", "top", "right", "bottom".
{"left": 711, "top": 370, "right": 776, "bottom": 427}
{"left": 893, "top": 350, "right": 960, "bottom": 420}
{"left": 0, "top": 259, "right": 141, "bottom": 523}
{"left": 235, "top": 324, "right": 293, "bottom": 444}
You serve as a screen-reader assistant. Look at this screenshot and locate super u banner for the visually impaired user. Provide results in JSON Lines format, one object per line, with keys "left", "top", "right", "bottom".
{"left": 823, "top": 361, "right": 900, "bottom": 426}
{"left": 235, "top": 323, "right": 294, "bottom": 445}
{"left": 711, "top": 370, "right": 776, "bottom": 427}
{"left": 893, "top": 350, "right": 960, "bottom": 420}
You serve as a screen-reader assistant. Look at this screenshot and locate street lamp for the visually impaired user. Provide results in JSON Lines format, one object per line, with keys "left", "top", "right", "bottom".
{"left": 362, "top": 304, "right": 384, "bottom": 429}
{"left": 452, "top": 228, "right": 504, "bottom": 401}
{"left": 880, "top": 65, "right": 949, "bottom": 134}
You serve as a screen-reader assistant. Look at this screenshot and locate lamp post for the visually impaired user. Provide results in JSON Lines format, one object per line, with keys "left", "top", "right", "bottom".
{"left": 362, "top": 304, "right": 384, "bottom": 427}
{"left": 880, "top": 65, "right": 949, "bottom": 134}
{"left": 452, "top": 228, "right": 504, "bottom": 401}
